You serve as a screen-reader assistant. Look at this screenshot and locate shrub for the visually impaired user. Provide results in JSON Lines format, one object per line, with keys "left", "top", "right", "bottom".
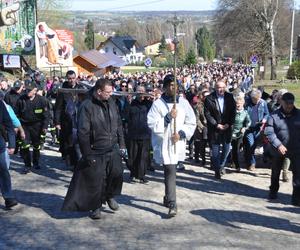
{"left": 287, "top": 61, "right": 300, "bottom": 79}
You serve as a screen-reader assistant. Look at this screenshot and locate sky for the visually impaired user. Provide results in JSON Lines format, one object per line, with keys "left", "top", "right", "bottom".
{"left": 70, "top": 0, "right": 217, "bottom": 11}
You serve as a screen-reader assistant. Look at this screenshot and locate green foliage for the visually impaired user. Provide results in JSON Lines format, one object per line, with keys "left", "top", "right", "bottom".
{"left": 153, "top": 55, "right": 173, "bottom": 67}
{"left": 158, "top": 35, "right": 167, "bottom": 55}
{"left": 94, "top": 34, "right": 106, "bottom": 46}
{"left": 177, "top": 40, "right": 186, "bottom": 66}
{"left": 195, "top": 26, "right": 215, "bottom": 61}
{"left": 84, "top": 20, "right": 95, "bottom": 50}
{"left": 287, "top": 61, "right": 300, "bottom": 79}
{"left": 153, "top": 57, "right": 168, "bottom": 67}
{"left": 185, "top": 47, "right": 197, "bottom": 66}
{"left": 74, "top": 31, "right": 87, "bottom": 53}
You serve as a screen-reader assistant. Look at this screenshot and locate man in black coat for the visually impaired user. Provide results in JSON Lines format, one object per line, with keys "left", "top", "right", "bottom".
{"left": 125, "top": 85, "right": 152, "bottom": 183}
{"left": 4, "top": 80, "right": 24, "bottom": 154}
{"left": 204, "top": 80, "right": 236, "bottom": 179}
{"left": 4, "top": 80, "right": 24, "bottom": 113}
{"left": 265, "top": 93, "right": 300, "bottom": 205}
{"left": 62, "top": 79, "right": 126, "bottom": 220}
{"left": 16, "top": 81, "right": 50, "bottom": 173}
{"left": 54, "top": 70, "right": 84, "bottom": 169}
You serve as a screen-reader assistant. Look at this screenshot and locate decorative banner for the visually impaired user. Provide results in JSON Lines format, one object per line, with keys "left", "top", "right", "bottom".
{"left": 0, "top": 0, "right": 36, "bottom": 55}
{"left": 35, "top": 22, "right": 73, "bottom": 68}
{"left": 3, "top": 54, "right": 21, "bottom": 68}
{"left": 54, "top": 29, "right": 74, "bottom": 45}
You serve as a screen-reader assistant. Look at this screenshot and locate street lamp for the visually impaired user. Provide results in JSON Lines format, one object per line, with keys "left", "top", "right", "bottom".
{"left": 289, "top": 0, "right": 295, "bottom": 65}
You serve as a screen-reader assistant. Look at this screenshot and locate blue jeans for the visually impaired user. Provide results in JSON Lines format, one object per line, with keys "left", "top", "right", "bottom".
{"left": 244, "top": 129, "right": 260, "bottom": 166}
{"left": 5, "top": 150, "right": 10, "bottom": 169}
{"left": 211, "top": 143, "right": 231, "bottom": 171}
{"left": 0, "top": 151, "right": 14, "bottom": 199}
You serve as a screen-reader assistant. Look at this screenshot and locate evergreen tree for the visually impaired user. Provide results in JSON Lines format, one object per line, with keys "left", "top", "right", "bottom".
{"left": 177, "top": 40, "right": 186, "bottom": 66}
{"left": 84, "top": 19, "right": 95, "bottom": 50}
{"left": 185, "top": 47, "right": 197, "bottom": 65}
{"left": 158, "top": 35, "right": 167, "bottom": 55}
{"left": 195, "top": 26, "right": 215, "bottom": 61}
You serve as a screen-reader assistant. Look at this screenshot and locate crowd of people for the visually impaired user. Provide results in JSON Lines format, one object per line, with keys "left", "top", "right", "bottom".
{"left": 0, "top": 62, "right": 300, "bottom": 219}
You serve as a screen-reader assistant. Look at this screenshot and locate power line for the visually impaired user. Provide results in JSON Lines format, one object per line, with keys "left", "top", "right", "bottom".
{"left": 72, "top": 0, "right": 166, "bottom": 11}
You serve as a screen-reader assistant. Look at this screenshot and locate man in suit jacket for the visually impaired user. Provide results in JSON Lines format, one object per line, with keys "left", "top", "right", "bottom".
{"left": 204, "top": 80, "right": 236, "bottom": 179}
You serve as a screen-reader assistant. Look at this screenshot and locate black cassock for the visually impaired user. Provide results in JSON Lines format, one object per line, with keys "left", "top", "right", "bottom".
{"left": 62, "top": 149, "right": 123, "bottom": 212}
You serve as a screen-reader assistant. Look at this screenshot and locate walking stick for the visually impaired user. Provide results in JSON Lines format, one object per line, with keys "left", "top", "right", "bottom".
{"left": 173, "top": 38, "right": 178, "bottom": 153}
{"left": 167, "top": 15, "right": 183, "bottom": 153}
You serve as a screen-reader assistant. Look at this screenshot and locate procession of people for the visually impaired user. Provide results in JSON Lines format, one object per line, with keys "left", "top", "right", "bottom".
{"left": 1, "top": 62, "right": 300, "bottom": 220}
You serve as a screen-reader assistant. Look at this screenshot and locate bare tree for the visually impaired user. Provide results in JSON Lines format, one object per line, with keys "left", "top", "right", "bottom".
{"left": 37, "top": 0, "right": 72, "bottom": 27}
{"left": 215, "top": 0, "right": 292, "bottom": 79}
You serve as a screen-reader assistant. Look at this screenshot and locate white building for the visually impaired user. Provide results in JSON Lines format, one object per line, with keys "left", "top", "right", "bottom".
{"left": 97, "top": 35, "right": 145, "bottom": 64}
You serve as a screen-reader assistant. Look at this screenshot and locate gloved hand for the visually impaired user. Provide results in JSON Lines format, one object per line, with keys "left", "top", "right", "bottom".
{"left": 119, "top": 148, "right": 128, "bottom": 160}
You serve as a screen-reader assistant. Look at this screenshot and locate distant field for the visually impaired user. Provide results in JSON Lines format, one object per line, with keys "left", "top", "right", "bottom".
{"left": 121, "top": 66, "right": 162, "bottom": 74}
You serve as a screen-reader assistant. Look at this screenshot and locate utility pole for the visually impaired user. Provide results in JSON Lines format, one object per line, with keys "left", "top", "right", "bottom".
{"left": 290, "top": 0, "right": 295, "bottom": 65}
{"left": 167, "top": 14, "right": 184, "bottom": 152}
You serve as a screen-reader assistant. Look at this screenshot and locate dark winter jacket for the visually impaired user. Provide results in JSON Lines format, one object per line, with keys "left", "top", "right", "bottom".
{"left": 0, "top": 101, "right": 15, "bottom": 153}
{"left": 125, "top": 98, "right": 152, "bottom": 140}
{"left": 264, "top": 107, "right": 300, "bottom": 154}
{"left": 77, "top": 92, "right": 125, "bottom": 157}
{"left": 4, "top": 89, "right": 21, "bottom": 113}
{"left": 204, "top": 91, "right": 236, "bottom": 144}
{"left": 54, "top": 81, "right": 85, "bottom": 126}
{"left": 16, "top": 94, "right": 50, "bottom": 130}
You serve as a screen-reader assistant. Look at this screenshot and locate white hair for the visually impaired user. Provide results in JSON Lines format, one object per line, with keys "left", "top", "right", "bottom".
{"left": 250, "top": 88, "right": 262, "bottom": 99}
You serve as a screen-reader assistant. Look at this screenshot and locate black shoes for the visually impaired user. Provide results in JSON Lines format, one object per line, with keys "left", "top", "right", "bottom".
{"left": 164, "top": 197, "right": 177, "bottom": 217}
{"left": 5, "top": 198, "right": 18, "bottom": 209}
{"left": 22, "top": 166, "right": 31, "bottom": 174}
{"left": 107, "top": 198, "right": 119, "bottom": 211}
{"left": 220, "top": 168, "right": 226, "bottom": 175}
{"left": 90, "top": 208, "right": 101, "bottom": 220}
{"left": 139, "top": 178, "right": 149, "bottom": 184}
{"left": 168, "top": 203, "right": 177, "bottom": 217}
{"left": 131, "top": 177, "right": 149, "bottom": 184}
{"left": 130, "top": 177, "right": 139, "bottom": 183}
{"left": 90, "top": 199, "right": 119, "bottom": 219}
{"left": 148, "top": 166, "right": 155, "bottom": 172}
{"left": 247, "top": 164, "right": 256, "bottom": 171}
{"left": 176, "top": 163, "right": 185, "bottom": 171}
{"left": 33, "top": 164, "right": 41, "bottom": 170}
